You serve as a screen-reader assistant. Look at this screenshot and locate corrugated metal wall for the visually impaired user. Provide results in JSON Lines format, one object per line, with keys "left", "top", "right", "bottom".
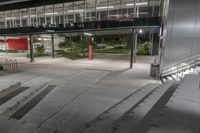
{"left": 162, "top": 0, "right": 200, "bottom": 68}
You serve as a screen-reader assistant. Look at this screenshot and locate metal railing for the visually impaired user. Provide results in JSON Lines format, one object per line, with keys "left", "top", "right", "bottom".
{"left": 161, "top": 51, "right": 200, "bottom": 77}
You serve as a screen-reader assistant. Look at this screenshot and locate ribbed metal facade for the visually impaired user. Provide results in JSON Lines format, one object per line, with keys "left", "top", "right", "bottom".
{"left": 162, "top": 0, "right": 200, "bottom": 68}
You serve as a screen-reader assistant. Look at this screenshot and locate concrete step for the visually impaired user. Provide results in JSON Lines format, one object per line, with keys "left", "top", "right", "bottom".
{"left": 108, "top": 81, "right": 177, "bottom": 133}
{"left": 10, "top": 85, "right": 55, "bottom": 120}
{"left": 148, "top": 74, "right": 200, "bottom": 133}
{"left": 0, "top": 82, "right": 21, "bottom": 100}
{"left": 80, "top": 84, "right": 159, "bottom": 133}
{"left": 0, "top": 78, "right": 52, "bottom": 117}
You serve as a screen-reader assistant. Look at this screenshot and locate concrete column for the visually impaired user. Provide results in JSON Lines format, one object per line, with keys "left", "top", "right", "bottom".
{"left": 130, "top": 29, "right": 137, "bottom": 68}
{"left": 51, "top": 34, "right": 55, "bottom": 58}
{"left": 29, "top": 35, "right": 34, "bottom": 62}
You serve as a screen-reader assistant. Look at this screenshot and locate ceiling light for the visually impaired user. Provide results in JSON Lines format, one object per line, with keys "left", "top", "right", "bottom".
{"left": 136, "top": 2, "right": 148, "bottom": 6}
{"left": 5, "top": 17, "right": 16, "bottom": 20}
{"left": 45, "top": 12, "right": 58, "bottom": 15}
{"left": 126, "top": 2, "right": 148, "bottom": 7}
{"left": 84, "top": 32, "right": 92, "bottom": 36}
{"left": 68, "top": 9, "right": 84, "bottom": 13}
{"left": 126, "top": 3, "right": 134, "bottom": 7}
{"left": 96, "top": 6, "right": 114, "bottom": 10}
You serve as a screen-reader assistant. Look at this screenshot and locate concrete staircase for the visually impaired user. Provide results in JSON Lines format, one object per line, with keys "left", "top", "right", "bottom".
{"left": 148, "top": 74, "right": 200, "bottom": 133}
{"left": 80, "top": 81, "right": 177, "bottom": 133}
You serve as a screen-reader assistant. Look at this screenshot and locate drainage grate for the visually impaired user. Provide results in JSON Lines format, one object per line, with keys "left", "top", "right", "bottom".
{"left": 10, "top": 85, "right": 56, "bottom": 120}
{"left": 0, "top": 87, "right": 29, "bottom": 105}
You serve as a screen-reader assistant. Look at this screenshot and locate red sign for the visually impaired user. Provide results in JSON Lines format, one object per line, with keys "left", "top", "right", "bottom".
{"left": 89, "top": 45, "right": 93, "bottom": 60}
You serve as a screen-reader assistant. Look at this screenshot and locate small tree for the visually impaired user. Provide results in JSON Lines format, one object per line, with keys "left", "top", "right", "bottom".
{"left": 80, "top": 37, "right": 88, "bottom": 57}
{"left": 35, "top": 44, "right": 45, "bottom": 55}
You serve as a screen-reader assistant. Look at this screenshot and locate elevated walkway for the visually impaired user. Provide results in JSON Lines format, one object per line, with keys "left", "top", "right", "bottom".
{"left": 0, "top": 17, "right": 161, "bottom": 36}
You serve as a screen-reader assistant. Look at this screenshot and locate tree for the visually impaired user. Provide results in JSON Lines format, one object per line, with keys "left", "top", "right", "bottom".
{"left": 80, "top": 37, "right": 88, "bottom": 57}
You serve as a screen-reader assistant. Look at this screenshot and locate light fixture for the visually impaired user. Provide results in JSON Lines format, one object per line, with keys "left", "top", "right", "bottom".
{"left": 126, "top": 2, "right": 148, "bottom": 7}
{"left": 139, "top": 29, "right": 143, "bottom": 34}
{"left": 137, "top": 2, "right": 148, "bottom": 6}
{"left": 68, "top": 9, "right": 84, "bottom": 13}
{"left": 38, "top": 38, "right": 51, "bottom": 41}
{"left": 96, "top": 6, "right": 114, "bottom": 10}
{"left": 45, "top": 12, "right": 58, "bottom": 15}
{"left": 22, "top": 15, "right": 36, "bottom": 18}
{"left": 5, "top": 17, "right": 16, "bottom": 20}
{"left": 126, "top": 3, "right": 134, "bottom": 7}
{"left": 84, "top": 32, "right": 93, "bottom": 36}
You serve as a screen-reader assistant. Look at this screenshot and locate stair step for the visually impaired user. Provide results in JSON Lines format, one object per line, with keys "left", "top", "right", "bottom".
{"left": 0, "top": 87, "right": 29, "bottom": 106}
{"left": 0, "top": 82, "right": 21, "bottom": 99}
{"left": 0, "top": 80, "right": 50, "bottom": 117}
{"left": 109, "top": 81, "right": 177, "bottom": 133}
{"left": 80, "top": 84, "right": 159, "bottom": 133}
{"left": 10, "top": 85, "right": 55, "bottom": 120}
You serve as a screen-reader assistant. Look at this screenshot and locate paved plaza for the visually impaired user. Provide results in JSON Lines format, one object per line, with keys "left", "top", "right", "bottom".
{"left": 0, "top": 54, "right": 156, "bottom": 133}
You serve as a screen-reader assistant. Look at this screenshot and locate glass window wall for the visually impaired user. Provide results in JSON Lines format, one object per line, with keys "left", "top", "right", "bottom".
{"left": 30, "top": 7, "right": 37, "bottom": 26}
{"left": 0, "top": 12, "right": 5, "bottom": 28}
{"left": 74, "top": 1, "right": 84, "bottom": 23}
{"left": 109, "top": 0, "right": 121, "bottom": 20}
{"left": 5, "top": 11, "right": 12, "bottom": 28}
{"left": 54, "top": 4, "right": 64, "bottom": 26}
{"left": 37, "top": 6, "right": 45, "bottom": 26}
{"left": 85, "top": 0, "right": 96, "bottom": 22}
{"left": 0, "top": 0, "right": 161, "bottom": 28}
{"left": 64, "top": 2, "right": 74, "bottom": 24}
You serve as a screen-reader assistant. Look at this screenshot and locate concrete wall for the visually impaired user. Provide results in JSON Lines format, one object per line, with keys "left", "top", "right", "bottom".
{"left": 162, "top": 0, "right": 200, "bottom": 68}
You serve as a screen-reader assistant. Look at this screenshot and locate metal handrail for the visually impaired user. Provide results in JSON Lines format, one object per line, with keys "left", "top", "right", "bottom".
{"left": 162, "top": 61, "right": 197, "bottom": 77}
{"left": 161, "top": 53, "right": 200, "bottom": 77}
{"left": 162, "top": 50, "right": 200, "bottom": 71}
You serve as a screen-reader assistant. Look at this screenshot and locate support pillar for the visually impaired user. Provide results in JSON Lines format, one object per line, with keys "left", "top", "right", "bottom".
{"left": 51, "top": 34, "right": 55, "bottom": 58}
{"left": 29, "top": 35, "right": 34, "bottom": 62}
{"left": 130, "top": 29, "right": 137, "bottom": 68}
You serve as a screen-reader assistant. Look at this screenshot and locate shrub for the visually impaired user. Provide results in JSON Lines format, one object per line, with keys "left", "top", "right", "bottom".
{"left": 0, "top": 65, "right": 3, "bottom": 71}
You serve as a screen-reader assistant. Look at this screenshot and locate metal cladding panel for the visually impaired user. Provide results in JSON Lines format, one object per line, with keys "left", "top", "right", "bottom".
{"left": 162, "top": 0, "right": 200, "bottom": 68}
{"left": 193, "top": 1, "right": 200, "bottom": 54}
